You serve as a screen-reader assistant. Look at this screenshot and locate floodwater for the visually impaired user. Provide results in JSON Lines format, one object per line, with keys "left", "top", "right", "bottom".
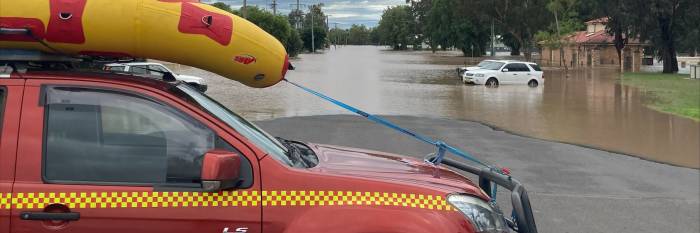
{"left": 172, "top": 46, "right": 700, "bottom": 168}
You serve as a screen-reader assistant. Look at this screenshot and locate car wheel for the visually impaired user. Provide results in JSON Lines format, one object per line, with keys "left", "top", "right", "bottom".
{"left": 485, "top": 78, "right": 499, "bottom": 87}
{"left": 528, "top": 80, "right": 539, "bottom": 87}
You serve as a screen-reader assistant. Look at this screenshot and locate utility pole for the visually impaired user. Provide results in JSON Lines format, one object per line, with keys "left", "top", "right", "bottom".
{"left": 553, "top": 10, "right": 568, "bottom": 71}
{"left": 242, "top": 0, "right": 248, "bottom": 19}
{"left": 491, "top": 19, "right": 495, "bottom": 57}
{"left": 333, "top": 22, "right": 339, "bottom": 45}
{"left": 270, "top": 0, "right": 277, "bottom": 15}
{"left": 290, "top": 2, "right": 305, "bottom": 30}
{"left": 311, "top": 10, "right": 315, "bottom": 52}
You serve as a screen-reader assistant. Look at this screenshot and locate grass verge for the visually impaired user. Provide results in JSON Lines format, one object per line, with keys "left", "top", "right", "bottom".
{"left": 621, "top": 73, "right": 700, "bottom": 121}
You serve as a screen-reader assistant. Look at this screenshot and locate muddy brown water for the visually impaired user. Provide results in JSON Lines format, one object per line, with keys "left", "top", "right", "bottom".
{"left": 171, "top": 46, "right": 700, "bottom": 168}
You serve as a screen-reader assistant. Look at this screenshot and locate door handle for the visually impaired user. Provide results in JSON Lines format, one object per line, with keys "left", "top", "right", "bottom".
{"left": 20, "top": 212, "right": 80, "bottom": 221}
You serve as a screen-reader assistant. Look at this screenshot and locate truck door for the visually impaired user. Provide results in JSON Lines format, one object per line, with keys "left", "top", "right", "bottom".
{"left": 11, "top": 80, "right": 261, "bottom": 233}
{"left": 1, "top": 80, "right": 24, "bottom": 233}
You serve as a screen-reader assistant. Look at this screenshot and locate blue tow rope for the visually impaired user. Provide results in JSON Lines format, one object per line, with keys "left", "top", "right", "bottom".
{"left": 283, "top": 79, "right": 507, "bottom": 184}
{"left": 284, "top": 79, "right": 506, "bottom": 200}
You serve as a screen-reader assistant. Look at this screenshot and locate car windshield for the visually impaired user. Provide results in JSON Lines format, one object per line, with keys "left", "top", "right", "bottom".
{"left": 477, "top": 60, "right": 494, "bottom": 67}
{"left": 482, "top": 62, "right": 505, "bottom": 70}
{"left": 176, "top": 84, "right": 293, "bottom": 166}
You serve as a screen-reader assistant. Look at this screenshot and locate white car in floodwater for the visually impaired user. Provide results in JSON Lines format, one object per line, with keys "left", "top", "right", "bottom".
{"left": 456, "top": 59, "right": 499, "bottom": 77}
{"left": 104, "top": 62, "right": 208, "bottom": 92}
{"left": 462, "top": 60, "right": 544, "bottom": 87}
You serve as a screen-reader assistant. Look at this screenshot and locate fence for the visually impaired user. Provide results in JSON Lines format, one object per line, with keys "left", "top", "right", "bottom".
{"left": 691, "top": 65, "right": 698, "bottom": 79}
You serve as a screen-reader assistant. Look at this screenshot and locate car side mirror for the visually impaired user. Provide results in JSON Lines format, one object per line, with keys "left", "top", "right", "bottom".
{"left": 200, "top": 150, "right": 241, "bottom": 192}
{"left": 502, "top": 68, "right": 509, "bottom": 72}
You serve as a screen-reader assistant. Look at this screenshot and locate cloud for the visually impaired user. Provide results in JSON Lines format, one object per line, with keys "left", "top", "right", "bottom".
{"left": 202, "top": 0, "right": 407, "bottom": 28}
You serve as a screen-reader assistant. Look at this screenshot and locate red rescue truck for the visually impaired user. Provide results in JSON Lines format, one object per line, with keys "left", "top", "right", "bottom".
{"left": 0, "top": 57, "right": 536, "bottom": 233}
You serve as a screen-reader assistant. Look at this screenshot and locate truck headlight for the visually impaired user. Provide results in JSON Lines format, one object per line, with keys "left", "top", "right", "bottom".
{"left": 448, "top": 195, "right": 508, "bottom": 233}
{"left": 475, "top": 74, "right": 485, "bottom": 77}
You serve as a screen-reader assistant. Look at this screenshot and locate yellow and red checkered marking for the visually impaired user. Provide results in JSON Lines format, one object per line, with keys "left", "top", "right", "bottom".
{"left": 261, "top": 191, "right": 453, "bottom": 211}
{"left": 0, "top": 191, "right": 453, "bottom": 211}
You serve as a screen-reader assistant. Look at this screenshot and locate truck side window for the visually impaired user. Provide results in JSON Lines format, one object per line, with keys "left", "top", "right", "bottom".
{"left": 0, "top": 87, "right": 5, "bottom": 134}
{"left": 43, "top": 86, "right": 215, "bottom": 185}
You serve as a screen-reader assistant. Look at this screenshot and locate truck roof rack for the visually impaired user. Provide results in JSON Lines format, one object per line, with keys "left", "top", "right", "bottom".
{"left": 0, "top": 49, "right": 176, "bottom": 82}
{"left": 0, "top": 49, "right": 81, "bottom": 62}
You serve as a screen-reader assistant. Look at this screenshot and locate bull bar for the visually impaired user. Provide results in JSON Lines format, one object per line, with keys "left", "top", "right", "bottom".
{"left": 430, "top": 156, "right": 538, "bottom": 233}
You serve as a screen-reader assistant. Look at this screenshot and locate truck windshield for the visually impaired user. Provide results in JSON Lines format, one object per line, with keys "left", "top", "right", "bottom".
{"left": 176, "top": 84, "right": 293, "bottom": 166}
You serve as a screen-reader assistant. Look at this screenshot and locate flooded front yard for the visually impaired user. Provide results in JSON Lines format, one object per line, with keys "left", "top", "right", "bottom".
{"left": 173, "top": 46, "right": 699, "bottom": 168}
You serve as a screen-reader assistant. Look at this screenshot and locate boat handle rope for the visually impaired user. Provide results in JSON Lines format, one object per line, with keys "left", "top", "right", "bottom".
{"left": 283, "top": 79, "right": 511, "bottom": 200}
{"left": 202, "top": 16, "right": 213, "bottom": 27}
{"left": 59, "top": 13, "right": 73, "bottom": 20}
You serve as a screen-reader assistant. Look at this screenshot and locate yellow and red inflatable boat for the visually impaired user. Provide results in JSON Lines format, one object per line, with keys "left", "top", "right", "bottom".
{"left": 0, "top": 0, "right": 289, "bottom": 88}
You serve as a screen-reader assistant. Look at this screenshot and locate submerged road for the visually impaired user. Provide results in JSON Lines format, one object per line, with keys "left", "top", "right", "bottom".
{"left": 256, "top": 115, "right": 699, "bottom": 233}
{"left": 178, "top": 46, "right": 699, "bottom": 168}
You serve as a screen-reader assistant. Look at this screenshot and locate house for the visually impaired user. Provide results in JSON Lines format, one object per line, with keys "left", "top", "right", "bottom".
{"left": 539, "top": 17, "right": 648, "bottom": 72}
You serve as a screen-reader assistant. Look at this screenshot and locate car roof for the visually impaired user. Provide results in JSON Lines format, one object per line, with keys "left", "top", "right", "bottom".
{"left": 488, "top": 60, "right": 539, "bottom": 65}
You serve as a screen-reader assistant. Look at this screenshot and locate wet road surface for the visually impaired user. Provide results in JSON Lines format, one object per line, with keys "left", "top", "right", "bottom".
{"left": 257, "top": 115, "right": 700, "bottom": 233}
{"left": 173, "top": 45, "right": 699, "bottom": 168}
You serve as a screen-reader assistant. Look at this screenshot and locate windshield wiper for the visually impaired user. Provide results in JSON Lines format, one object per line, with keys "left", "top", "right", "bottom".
{"left": 275, "top": 137, "right": 309, "bottom": 168}
{"left": 275, "top": 137, "right": 319, "bottom": 168}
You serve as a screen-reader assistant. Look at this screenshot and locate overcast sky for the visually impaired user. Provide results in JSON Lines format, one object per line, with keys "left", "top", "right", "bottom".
{"left": 201, "top": 0, "right": 407, "bottom": 28}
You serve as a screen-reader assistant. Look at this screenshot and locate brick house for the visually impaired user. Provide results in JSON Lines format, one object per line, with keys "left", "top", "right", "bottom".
{"left": 539, "top": 18, "right": 647, "bottom": 71}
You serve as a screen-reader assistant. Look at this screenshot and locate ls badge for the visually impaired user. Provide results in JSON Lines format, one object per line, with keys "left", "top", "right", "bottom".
{"left": 223, "top": 227, "right": 248, "bottom": 233}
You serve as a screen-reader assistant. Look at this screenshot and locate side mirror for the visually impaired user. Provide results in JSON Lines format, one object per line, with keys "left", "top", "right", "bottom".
{"left": 502, "top": 68, "right": 509, "bottom": 72}
{"left": 200, "top": 150, "right": 241, "bottom": 192}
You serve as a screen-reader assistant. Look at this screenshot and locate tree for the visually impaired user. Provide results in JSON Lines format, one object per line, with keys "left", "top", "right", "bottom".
{"left": 286, "top": 29, "right": 304, "bottom": 57}
{"left": 369, "top": 28, "right": 381, "bottom": 45}
{"left": 626, "top": 0, "right": 698, "bottom": 73}
{"left": 301, "top": 4, "right": 328, "bottom": 52}
{"left": 678, "top": 27, "right": 699, "bottom": 57}
{"left": 588, "top": 0, "right": 635, "bottom": 72}
{"left": 241, "top": 6, "right": 304, "bottom": 57}
{"left": 407, "top": 0, "right": 432, "bottom": 49}
{"left": 210, "top": 2, "right": 233, "bottom": 13}
{"left": 328, "top": 28, "right": 348, "bottom": 45}
{"left": 501, "top": 34, "right": 521, "bottom": 55}
{"left": 288, "top": 9, "right": 304, "bottom": 30}
{"left": 377, "top": 6, "right": 416, "bottom": 50}
{"left": 544, "top": 0, "right": 583, "bottom": 69}
{"left": 469, "top": 0, "right": 552, "bottom": 61}
{"left": 348, "top": 24, "right": 371, "bottom": 45}
{"left": 426, "top": 0, "right": 456, "bottom": 51}
{"left": 677, "top": 5, "right": 699, "bottom": 57}
{"left": 210, "top": 3, "right": 303, "bottom": 57}
{"left": 424, "top": 0, "right": 489, "bottom": 56}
